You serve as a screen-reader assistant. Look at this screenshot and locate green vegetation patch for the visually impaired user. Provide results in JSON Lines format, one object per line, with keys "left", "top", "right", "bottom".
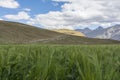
{"left": 0, "top": 45, "right": 120, "bottom": 80}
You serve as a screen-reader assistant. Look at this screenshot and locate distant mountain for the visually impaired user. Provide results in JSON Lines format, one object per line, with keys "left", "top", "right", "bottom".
{"left": 76, "top": 28, "right": 92, "bottom": 34}
{"left": 86, "top": 26, "right": 105, "bottom": 37}
{"left": 95, "top": 26, "right": 104, "bottom": 30}
{"left": 76, "top": 25, "right": 120, "bottom": 41}
{"left": 0, "top": 21, "right": 119, "bottom": 44}
{"left": 96, "top": 25, "right": 120, "bottom": 41}
{"left": 53, "top": 29, "right": 85, "bottom": 37}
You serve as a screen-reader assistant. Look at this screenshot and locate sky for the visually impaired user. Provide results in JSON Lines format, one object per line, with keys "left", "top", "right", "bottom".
{"left": 0, "top": 0, "right": 120, "bottom": 29}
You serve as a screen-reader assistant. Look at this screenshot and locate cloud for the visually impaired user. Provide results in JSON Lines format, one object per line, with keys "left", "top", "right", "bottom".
{"left": 52, "top": 2, "right": 59, "bottom": 6}
{"left": 4, "top": 11, "right": 30, "bottom": 20}
{"left": 29, "top": 0, "right": 120, "bottom": 29}
{"left": 23, "top": 8, "right": 31, "bottom": 12}
{"left": 27, "top": 18, "right": 35, "bottom": 25}
{"left": 0, "top": 18, "right": 3, "bottom": 20}
{"left": 0, "top": 0, "right": 19, "bottom": 9}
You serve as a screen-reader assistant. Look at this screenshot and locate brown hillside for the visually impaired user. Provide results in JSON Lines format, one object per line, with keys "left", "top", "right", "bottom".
{"left": 53, "top": 29, "right": 85, "bottom": 37}
{"left": 0, "top": 21, "right": 64, "bottom": 43}
{"left": 0, "top": 21, "right": 120, "bottom": 44}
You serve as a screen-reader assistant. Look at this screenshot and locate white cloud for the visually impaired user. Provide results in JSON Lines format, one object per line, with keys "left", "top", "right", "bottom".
{"left": 0, "top": 18, "right": 3, "bottom": 20}
{"left": 29, "top": 0, "right": 120, "bottom": 29}
{"left": 0, "top": 0, "right": 19, "bottom": 9}
{"left": 4, "top": 11, "right": 30, "bottom": 20}
{"left": 27, "top": 19, "right": 35, "bottom": 25}
{"left": 52, "top": 2, "right": 59, "bottom": 6}
{"left": 23, "top": 8, "right": 31, "bottom": 12}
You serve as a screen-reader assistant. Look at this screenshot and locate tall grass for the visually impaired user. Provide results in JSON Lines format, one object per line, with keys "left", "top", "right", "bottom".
{"left": 0, "top": 45, "right": 120, "bottom": 80}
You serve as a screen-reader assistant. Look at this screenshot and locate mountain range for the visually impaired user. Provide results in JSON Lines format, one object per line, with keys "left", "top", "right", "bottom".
{"left": 76, "top": 25, "right": 120, "bottom": 41}
{"left": 0, "top": 20, "right": 120, "bottom": 44}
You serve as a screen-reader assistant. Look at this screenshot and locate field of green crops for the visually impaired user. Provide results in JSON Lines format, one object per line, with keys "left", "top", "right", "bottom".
{"left": 0, "top": 45, "right": 120, "bottom": 80}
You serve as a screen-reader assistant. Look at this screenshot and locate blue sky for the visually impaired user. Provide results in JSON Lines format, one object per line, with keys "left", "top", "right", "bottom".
{"left": 17, "top": 0, "right": 64, "bottom": 14}
{"left": 0, "top": 0, "right": 63, "bottom": 17}
{"left": 0, "top": 0, "right": 120, "bottom": 29}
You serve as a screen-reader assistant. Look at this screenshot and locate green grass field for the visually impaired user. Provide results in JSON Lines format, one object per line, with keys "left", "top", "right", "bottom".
{"left": 0, "top": 45, "right": 120, "bottom": 80}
